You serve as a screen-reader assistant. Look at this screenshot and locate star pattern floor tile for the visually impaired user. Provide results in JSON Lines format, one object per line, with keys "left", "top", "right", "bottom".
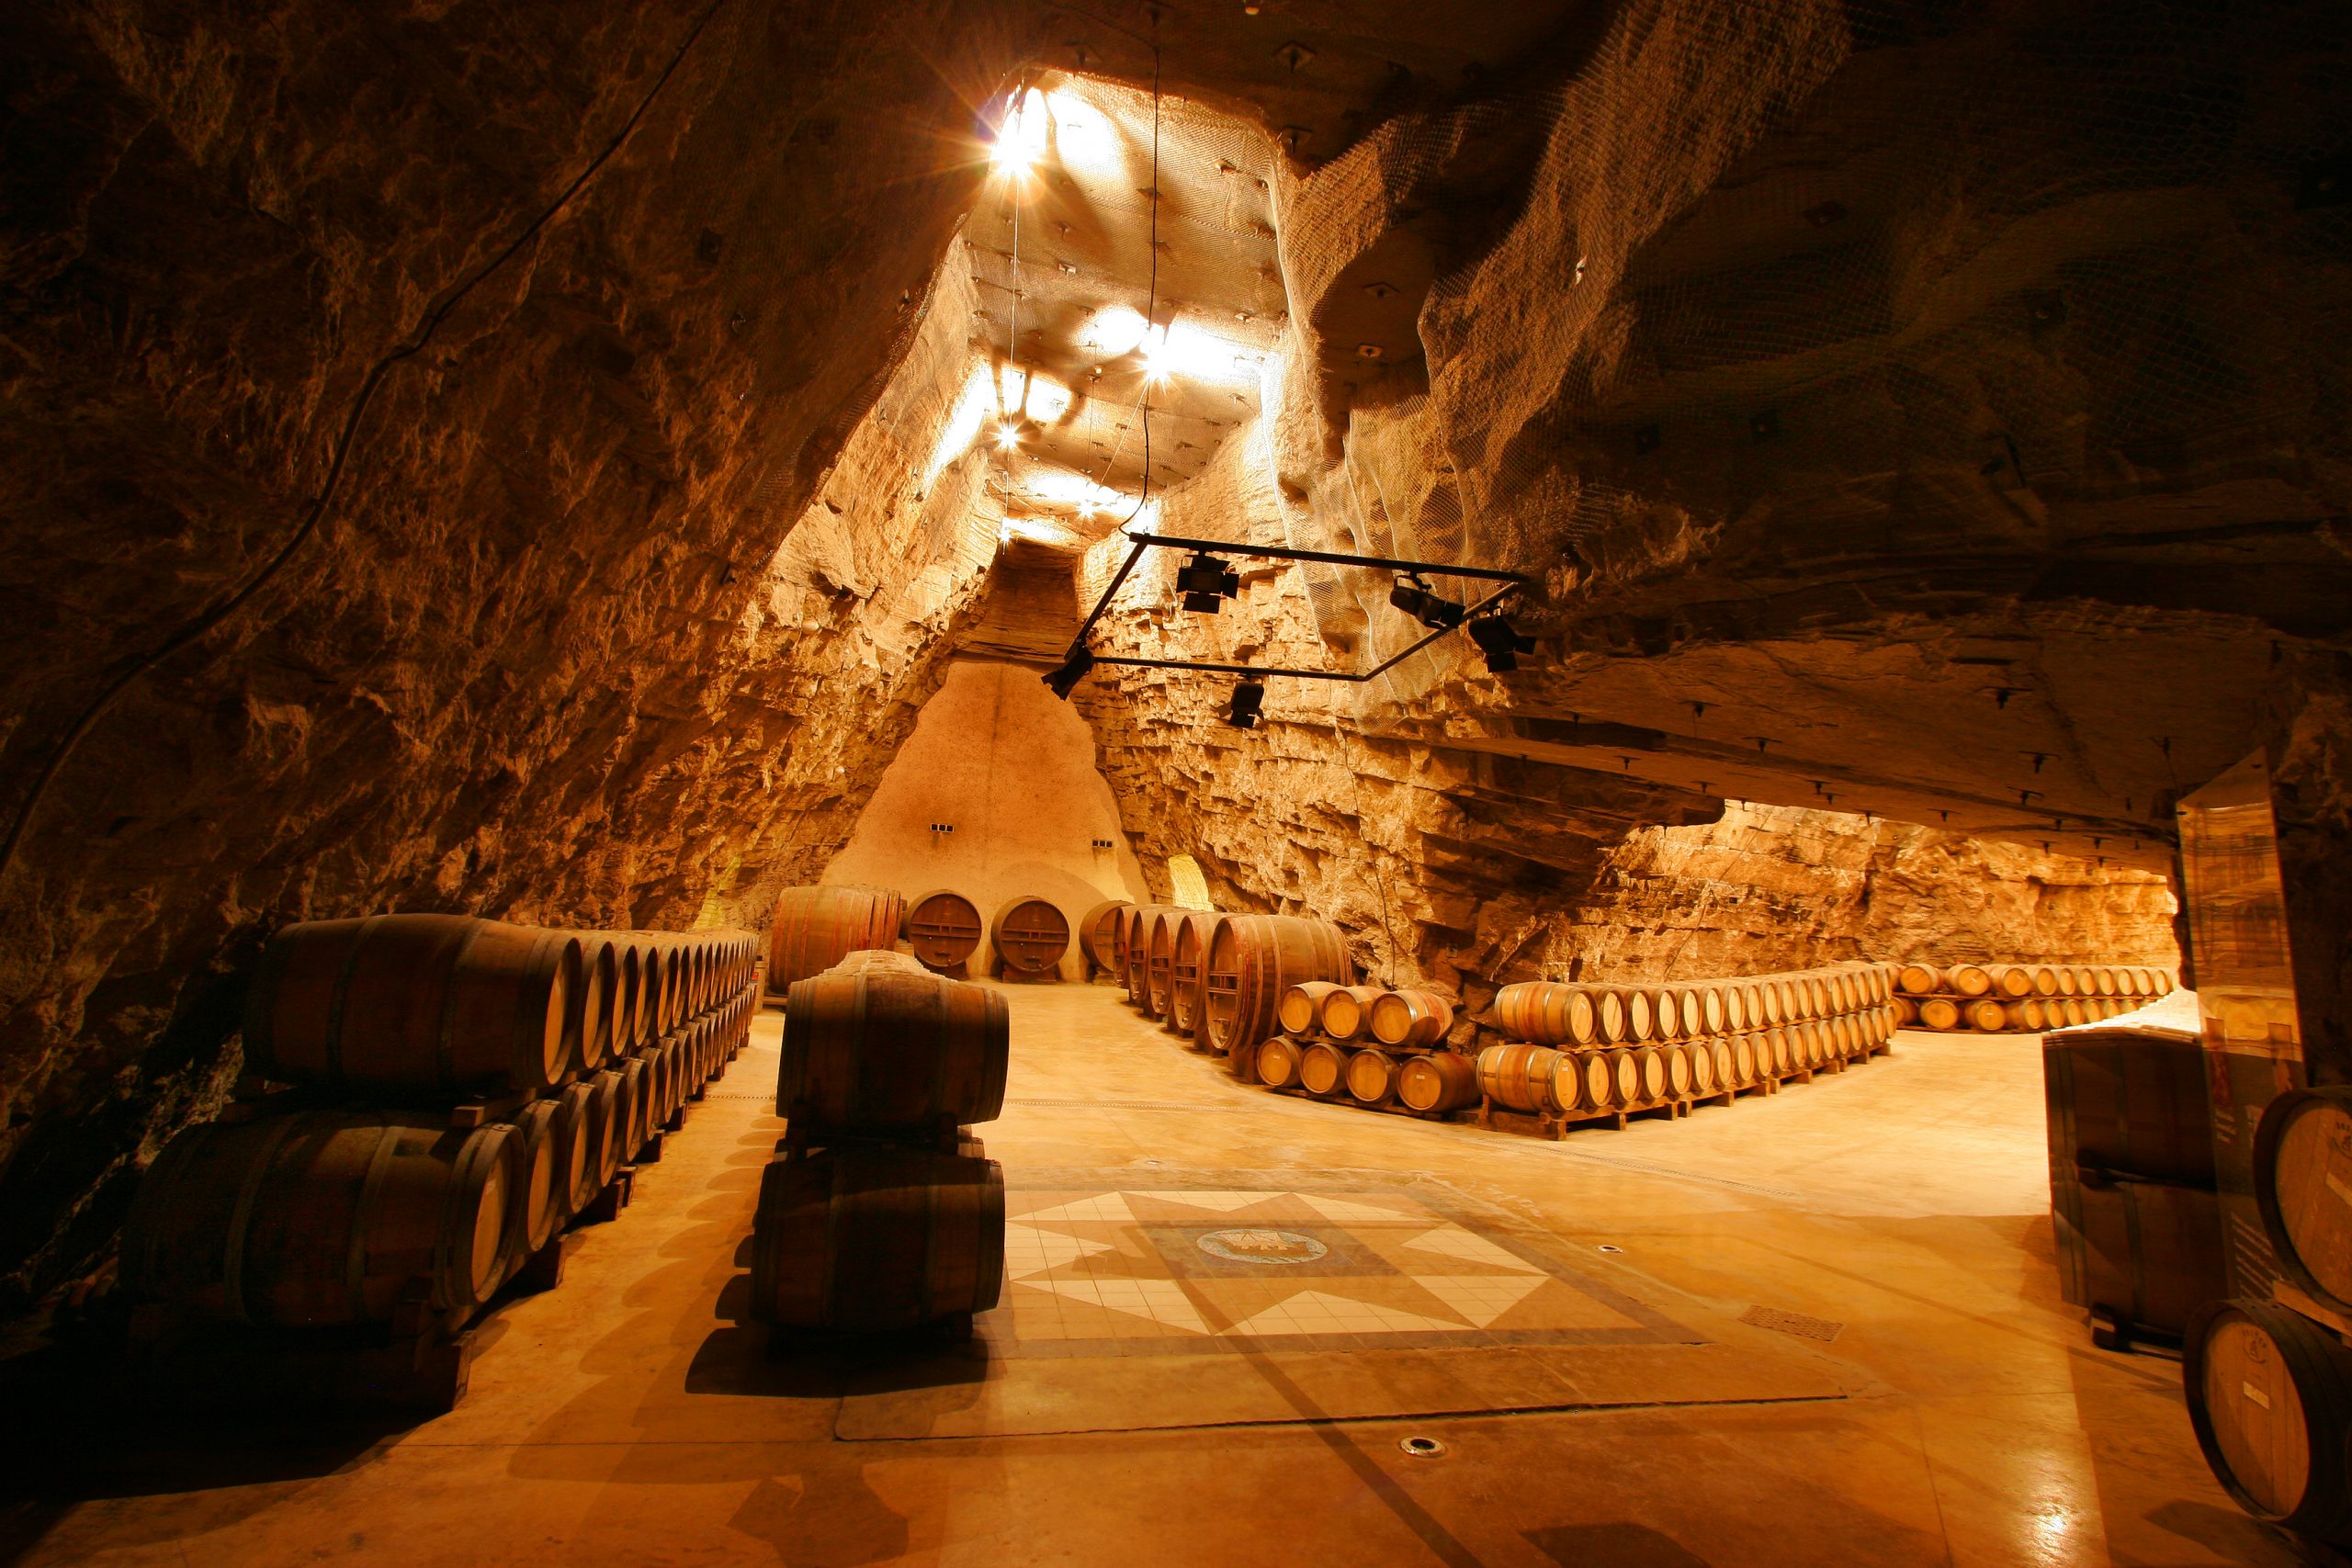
{"left": 982, "top": 1171, "right": 1693, "bottom": 1359}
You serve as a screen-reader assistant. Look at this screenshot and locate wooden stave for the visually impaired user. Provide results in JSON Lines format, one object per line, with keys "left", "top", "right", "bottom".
{"left": 750, "top": 1145, "right": 1005, "bottom": 1333}
{"left": 990, "top": 896, "right": 1072, "bottom": 976}
{"left": 776, "top": 968, "right": 1009, "bottom": 1133}
{"left": 2184, "top": 1298, "right": 2352, "bottom": 1537}
{"left": 119, "top": 1111, "right": 519, "bottom": 1325}
{"left": 907, "top": 889, "right": 985, "bottom": 975}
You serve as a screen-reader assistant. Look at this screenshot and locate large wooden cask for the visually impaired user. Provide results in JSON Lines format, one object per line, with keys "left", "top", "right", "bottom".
{"left": 1140, "top": 908, "right": 1182, "bottom": 1020}
{"left": 245, "top": 914, "right": 582, "bottom": 1095}
{"left": 2185, "top": 1300, "right": 2352, "bottom": 1538}
{"left": 768, "top": 887, "right": 897, "bottom": 993}
{"left": 750, "top": 1145, "right": 1005, "bottom": 1333}
{"left": 907, "top": 890, "right": 984, "bottom": 975}
{"left": 991, "top": 896, "right": 1071, "bottom": 977}
{"left": 1201, "top": 915, "right": 1353, "bottom": 1057}
{"left": 585, "top": 936, "right": 645, "bottom": 1054}
{"left": 1120, "top": 904, "right": 1171, "bottom": 1001}
{"left": 119, "top": 1111, "right": 518, "bottom": 1324}
{"left": 777, "top": 967, "right": 1008, "bottom": 1133}
{"left": 1397, "top": 1052, "right": 1479, "bottom": 1113}
{"left": 1161, "top": 911, "right": 1221, "bottom": 1033}
{"left": 2256, "top": 1089, "right": 2352, "bottom": 1314}
{"left": 1370, "top": 988, "right": 1453, "bottom": 1049}
{"left": 1078, "top": 899, "right": 1130, "bottom": 976}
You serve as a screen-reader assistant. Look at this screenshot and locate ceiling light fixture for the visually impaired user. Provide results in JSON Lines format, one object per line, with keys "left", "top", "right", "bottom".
{"left": 1389, "top": 572, "right": 1464, "bottom": 630}
{"left": 995, "top": 421, "right": 1023, "bottom": 450}
{"left": 1468, "top": 614, "right": 1538, "bottom": 673}
{"left": 1176, "top": 551, "right": 1240, "bottom": 614}
{"left": 1227, "top": 679, "right": 1265, "bottom": 728}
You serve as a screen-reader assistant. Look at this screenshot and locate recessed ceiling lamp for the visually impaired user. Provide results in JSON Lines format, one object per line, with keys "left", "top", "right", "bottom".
{"left": 1389, "top": 572, "right": 1464, "bottom": 630}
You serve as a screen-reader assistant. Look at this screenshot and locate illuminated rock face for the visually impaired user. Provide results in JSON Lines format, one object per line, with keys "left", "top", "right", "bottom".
{"left": 3, "top": 0, "right": 2340, "bottom": 1300}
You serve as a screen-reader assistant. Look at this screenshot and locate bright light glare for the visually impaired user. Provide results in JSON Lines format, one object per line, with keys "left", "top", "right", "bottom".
{"left": 994, "top": 422, "right": 1023, "bottom": 450}
{"left": 990, "top": 87, "right": 1049, "bottom": 176}
{"left": 1080, "top": 305, "right": 1256, "bottom": 386}
{"left": 1000, "top": 514, "right": 1077, "bottom": 546}
{"left": 1023, "top": 468, "right": 1136, "bottom": 516}
{"left": 997, "top": 365, "right": 1071, "bottom": 424}
{"left": 923, "top": 362, "right": 998, "bottom": 489}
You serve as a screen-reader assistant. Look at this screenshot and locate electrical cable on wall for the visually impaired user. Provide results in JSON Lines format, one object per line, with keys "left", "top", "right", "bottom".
{"left": 0, "top": 0, "right": 728, "bottom": 877}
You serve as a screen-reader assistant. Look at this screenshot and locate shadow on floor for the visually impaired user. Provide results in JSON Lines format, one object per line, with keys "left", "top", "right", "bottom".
{"left": 684, "top": 1270, "right": 994, "bottom": 1405}
{"left": 1525, "top": 1522, "right": 1714, "bottom": 1566}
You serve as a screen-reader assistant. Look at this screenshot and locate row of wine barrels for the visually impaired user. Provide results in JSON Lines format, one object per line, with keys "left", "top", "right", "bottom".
{"left": 1121, "top": 903, "right": 1176, "bottom": 1006}
{"left": 585, "top": 927, "right": 759, "bottom": 1050}
{"left": 990, "top": 896, "right": 1071, "bottom": 976}
{"left": 1896, "top": 992, "right": 2151, "bottom": 1032}
{"left": 1276, "top": 982, "right": 1455, "bottom": 1049}
{"left": 1203, "top": 915, "right": 1353, "bottom": 1055}
{"left": 1147, "top": 910, "right": 1215, "bottom": 1022}
{"left": 1249, "top": 1042, "right": 1484, "bottom": 1115}
{"left": 1468, "top": 1013, "right": 1899, "bottom": 1117}
{"left": 777, "top": 964, "right": 1009, "bottom": 1133}
{"left": 121, "top": 970, "right": 763, "bottom": 1331}
{"left": 750, "top": 1138, "right": 1006, "bottom": 1333}
{"left": 1166, "top": 912, "right": 1221, "bottom": 1034}
{"left": 1079, "top": 899, "right": 1130, "bottom": 976}
{"left": 908, "top": 888, "right": 984, "bottom": 974}
{"left": 1491, "top": 963, "right": 1895, "bottom": 1047}
{"left": 770, "top": 886, "right": 902, "bottom": 992}
{"left": 1897, "top": 961, "right": 2177, "bottom": 999}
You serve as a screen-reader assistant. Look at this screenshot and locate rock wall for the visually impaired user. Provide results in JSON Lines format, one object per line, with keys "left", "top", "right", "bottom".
{"left": 0, "top": 0, "right": 1035, "bottom": 1307}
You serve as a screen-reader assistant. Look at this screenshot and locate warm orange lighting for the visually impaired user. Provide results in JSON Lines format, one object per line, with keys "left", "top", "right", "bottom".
{"left": 990, "top": 88, "right": 1048, "bottom": 178}
{"left": 994, "top": 422, "right": 1023, "bottom": 450}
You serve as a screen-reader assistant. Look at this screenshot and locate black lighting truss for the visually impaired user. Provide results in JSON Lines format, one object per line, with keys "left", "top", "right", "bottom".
{"left": 1057, "top": 531, "right": 1531, "bottom": 684}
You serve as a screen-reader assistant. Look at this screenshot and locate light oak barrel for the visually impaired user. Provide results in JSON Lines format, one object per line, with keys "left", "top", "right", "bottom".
{"left": 244, "top": 914, "right": 582, "bottom": 1095}
{"left": 1595, "top": 988, "right": 1629, "bottom": 1044}
{"left": 1280, "top": 982, "right": 1343, "bottom": 1036}
{"left": 1897, "top": 963, "right": 1940, "bottom": 996}
{"left": 1370, "top": 988, "right": 1454, "bottom": 1050}
{"left": 1299, "top": 1042, "right": 1349, "bottom": 1097}
{"left": 119, "top": 1111, "right": 518, "bottom": 1324}
{"left": 1731, "top": 1037, "right": 1756, "bottom": 1085}
{"left": 2184, "top": 1299, "right": 2352, "bottom": 1537}
{"left": 1547, "top": 1052, "right": 1611, "bottom": 1113}
{"left": 1318, "top": 985, "right": 1385, "bottom": 1042}
{"left": 1397, "top": 1052, "right": 1481, "bottom": 1114}
{"left": 1494, "top": 983, "right": 1596, "bottom": 1046}
{"left": 1711, "top": 1041, "right": 1735, "bottom": 1089}
{"left": 1665, "top": 1044, "right": 1695, "bottom": 1099}
{"left": 1345, "top": 1049, "right": 1398, "bottom": 1105}
{"left": 1476, "top": 1044, "right": 1564, "bottom": 1113}
{"left": 1689, "top": 1043, "right": 1715, "bottom": 1096}
{"left": 2255, "top": 1089, "right": 2352, "bottom": 1314}
{"left": 1255, "top": 1037, "right": 1303, "bottom": 1089}
{"left": 750, "top": 1145, "right": 1004, "bottom": 1332}
{"left": 777, "top": 968, "right": 1008, "bottom": 1132}
{"left": 1917, "top": 997, "right": 1962, "bottom": 1032}
{"left": 1965, "top": 998, "right": 2008, "bottom": 1032}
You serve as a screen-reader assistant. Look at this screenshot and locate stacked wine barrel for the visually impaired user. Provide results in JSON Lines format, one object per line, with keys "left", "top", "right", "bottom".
{"left": 1893, "top": 961, "right": 2177, "bottom": 1032}
{"left": 750, "top": 950, "right": 1008, "bottom": 1340}
{"left": 1470, "top": 963, "right": 1904, "bottom": 1132}
{"left": 767, "top": 885, "right": 904, "bottom": 995}
{"left": 118, "top": 914, "right": 760, "bottom": 1399}
{"left": 1119, "top": 905, "right": 1354, "bottom": 1065}
{"left": 1251, "top": 984, "right": 1473, "bottom": 1116}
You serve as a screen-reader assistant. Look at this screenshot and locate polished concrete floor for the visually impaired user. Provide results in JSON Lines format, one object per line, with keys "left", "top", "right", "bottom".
{"left": 1, "top": 981, "right": 2298, "bottom": 1566}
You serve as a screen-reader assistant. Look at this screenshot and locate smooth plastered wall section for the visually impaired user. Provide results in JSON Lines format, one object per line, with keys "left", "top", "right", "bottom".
{"left": 824, "top": 657, "right": 1149, "bottom": 978}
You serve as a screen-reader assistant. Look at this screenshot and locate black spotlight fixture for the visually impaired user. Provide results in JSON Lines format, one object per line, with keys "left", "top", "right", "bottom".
{"left": 1043, "top": 646, "right": 1096, "bottom": 698}
{"left": 1176, "top": 551, "right": 1241, "bottom": 614}
{"left": 1388, "top": 572, "right": 1464, "bottom": 630}
{"left": 1467, "top": 615, "right": 1537, "bottom": 673}
{"left": 1227, "top": 678, "right": 1266, "bottom": 729}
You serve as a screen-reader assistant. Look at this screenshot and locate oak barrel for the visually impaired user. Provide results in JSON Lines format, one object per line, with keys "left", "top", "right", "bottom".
{"left": 778, "top": 967, "right": 1008, "bottom": 1132}
{"left": 1369, "top": 988, "right": 1453, "bottom": 1050}
{"left": 2184, "top": 1299, "right": 2352, "bottom": 1537}
{"left": 585, "top": 1069, "right": 626, "bottom": 1189}
{"left": 1711, "top": 1041, "right": 1735, "bottom": 1089}
{"left": 120, "top": 1111, "right": 518, "bottom": 1323}
{"left": 2256, "top": 1089, "right": 2352, "bottom": 1314}
{"left": 1078, "top": 899, "right": 1130, "bottom": 975}
{"left": 1494, "top": 983, "right": 1596, "bottom": 1046}
{"left": 245, "top": 914, "right": 582, "bottom": 1095}
{"left": 1121, "top": 904, "right": 1171, "bottom": 1001}
{"left": 1299, "top": 1042, "right": 1348, "bottom": 1097}
{"left": 1918, "top": 997, "right": 1962, "bottom": 1031}
{"left": 1964, "top": 998, "right": 2008, "bottom": 1032}
{"left": 1142, "top": 908, "right": 1183, "bottom": 1020}
{"left": 1345, "top": 1048, "right": 1397, "bottom": 1105}
{"left": 1201, "top": 915, "right": 1352, "bottom": 1056}
{"left": 1256, "top": 1037, "right": 1303, "bottom": 1089}
{"left": 1166, "top": 911, "right": 1221, "bottom": 1035}
{"left": 503, "top": 1100, "right": 567, "bottom": 1256}
{"left": 1595, "top": 988, "right": 1629, "bottom": 1043}
{"left": 991, "top": 896, "right": 1070, "bottom": 977}
{"left": 1280, "top": 982, "right": 1342, "bottom": 1036}
{"left": 768, "top": 887, "right": 896, "bottom": 993}
{"left": 1318, "top": 986, "right": 1384, "bottom": 1042}
{"left": 1897, "top": 963, "right": 1939, "bottom": 996}
{"left": 1476, "top": 1043, "right": 1562, "bottom": 1113}
{"left": 908, "top": 890, "right": 985, "bottom": 975}
{"left": 750, "top": 1145, "right": 1005, "bottom": 1332}
{"left": 1397, "top": 1053, "right": 1480, "bottom": 1113}
{"left": 554, "top": 1079, "right": 606, "bottom": 1212}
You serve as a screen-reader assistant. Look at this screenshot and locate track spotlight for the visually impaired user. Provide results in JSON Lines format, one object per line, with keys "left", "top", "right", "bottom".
{"left": 1227, "top": 679, "right": 1265, "bottom": 729}
{"left": 1468, "top": 615, "right": 1538, "bottom": 673}
{"left": 1176, "top": 551, "right": 1240, "bottom": 614}
{"left": 1388, "top": 572, "right": 1464, "bottom": 630}
{"left": 1043, "top": 647, "right": 1096, "bottom": 699}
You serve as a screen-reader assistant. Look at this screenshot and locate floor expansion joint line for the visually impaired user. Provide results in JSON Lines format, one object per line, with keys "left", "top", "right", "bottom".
{"left": 1550, "top": 1149, "right": 1811, "bottom": 1203}
{"left": 828, "top": 1391, "right": 1856, "bottom": 1443}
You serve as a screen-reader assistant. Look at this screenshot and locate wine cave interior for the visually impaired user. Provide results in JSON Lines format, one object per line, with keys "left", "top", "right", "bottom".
{"left": 4, "top": 2, "right": 2351, "bottom": 1563}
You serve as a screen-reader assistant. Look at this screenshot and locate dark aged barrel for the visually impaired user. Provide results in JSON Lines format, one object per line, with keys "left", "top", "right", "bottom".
{"left": 1078, "top": 899, "right": 1130, "bottom": 976}
{"left": 585, "top": 1069, "right": 626, "bottom": 1189}
{"left": 2256, "top": 1089, "right": 2352, "bottom": 1314}
{"left": 768, "top": 887, "right": 896, "bottom": 992}
{"left": 1121, "top": 904, "right": 1173, "bottom": 1003}
{"left": 1201, "top": 915, "right": 1353, "bottom": 1056}
{"left": 553, "top": 1079, "right": 606, "bottom": 1213}
{"left": 991, "top": 896, "right": 1071, "bottom": 977}
{"left": 568, "top": 937, "right": 618, "bottom": 1071}
{"left": 1370, "top": 988, "right": 1453, "bottom": 1049}
{"left": 2185, "top": 1299, "right": 2352, "bottom": 1538}
{"left": 119, "top": 1111, "right": 519, "bottom": 1324}
{"left": 1397, "top": 1051, "right": 1480, "bottom": 1114}
{"left": 777, "top": 967, "right": 1009, "bottom": 1132}
{"left": 584, "top": 935, "right": 644, "bottom": 1053}
{"left": 613, "top": 1056, "right": 650, "bottom": 1161}
{"left": 751, "top": 1145, "right": 1005, "bottom": 1333}
{"left": 1168, "top": 911, "right": 1221, "bottom": 1036}
{"left": 245, "top": 914, "right": 582, "bottom": 1095}
{"left": 907, "top": 889, "right": 984, "bottom": 975}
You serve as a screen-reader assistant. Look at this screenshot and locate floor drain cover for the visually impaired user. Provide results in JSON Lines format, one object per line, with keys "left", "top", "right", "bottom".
{"left": 1739, "top": 1304, "right": 1845, "bottom": 1342}
{"left": 1398, "top": 1436, "right": 1447, "bottom": 1458}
